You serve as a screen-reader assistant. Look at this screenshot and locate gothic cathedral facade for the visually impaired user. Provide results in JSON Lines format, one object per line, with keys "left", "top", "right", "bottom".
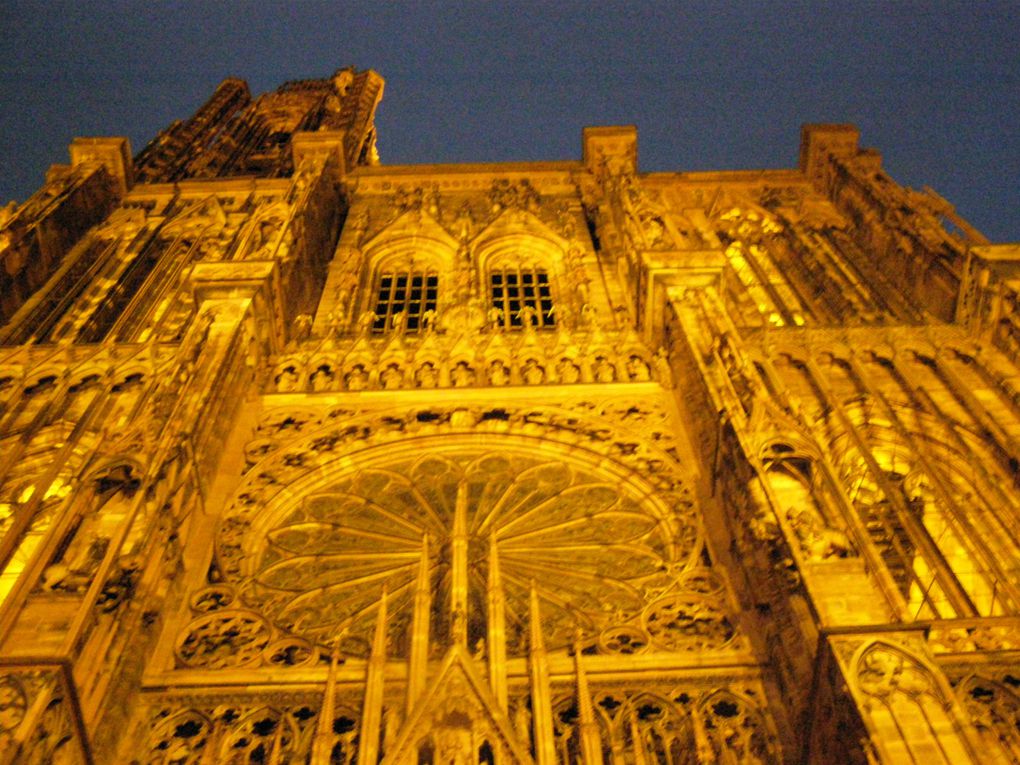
{"left": 0, "top": 68, "right": 1018, "bottom": 764}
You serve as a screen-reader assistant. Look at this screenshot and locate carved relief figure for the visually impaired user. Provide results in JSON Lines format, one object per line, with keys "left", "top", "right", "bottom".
{"left": 487, "top": 360, "right": 510, "bottom": 386}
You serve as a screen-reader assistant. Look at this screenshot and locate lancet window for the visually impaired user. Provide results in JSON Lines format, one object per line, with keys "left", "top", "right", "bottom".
{"left": 489, "top": 267, "right": 555, "bottom": 329}
{"left": 371, "top": 269, "right": 438, "bottom": 334}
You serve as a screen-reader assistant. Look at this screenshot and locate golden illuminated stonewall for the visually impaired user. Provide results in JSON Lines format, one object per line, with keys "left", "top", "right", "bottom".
{"left": 1, "top": 66, "right": 1019, "bottom": 764}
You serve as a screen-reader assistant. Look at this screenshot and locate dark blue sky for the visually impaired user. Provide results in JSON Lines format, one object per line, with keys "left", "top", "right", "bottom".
{"left": 1, "top": 1, "right": 1017, "bottom": 241}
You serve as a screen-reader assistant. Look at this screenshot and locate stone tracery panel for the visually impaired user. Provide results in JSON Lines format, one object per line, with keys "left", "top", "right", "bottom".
{"left": 955, "top": 673, "right": 1020, "bottom": 762}
{"left": 198, "top": 397, "right": 749, "bottom": 666}
{"left": 221, "top": 445, "right": 706, "bottom": 656}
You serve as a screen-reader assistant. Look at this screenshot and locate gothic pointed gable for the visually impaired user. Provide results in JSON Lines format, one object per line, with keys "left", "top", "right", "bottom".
{"left": 470, "top": 207, "right": 568, "bottom": 264}
{"left": 163, "top": 195, "right": 228, "bottom": 237}
{"left": 383, "top": 645, "right": 534, "bottom": 765}
{"left": 361, "top": 208, "right": 461, "bottom": 262}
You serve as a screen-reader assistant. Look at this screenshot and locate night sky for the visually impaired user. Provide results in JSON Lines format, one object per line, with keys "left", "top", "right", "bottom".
{"left": 1, "top": 1, "right": 1017, "bottom": 241}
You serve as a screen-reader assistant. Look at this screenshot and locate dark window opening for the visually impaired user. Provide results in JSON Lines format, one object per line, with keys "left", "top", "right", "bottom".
{"left": 372, "top": 271, "right": 438, "bottom": 334}
{"left": 490, "top": 267, "right": 555, "bottom": 329}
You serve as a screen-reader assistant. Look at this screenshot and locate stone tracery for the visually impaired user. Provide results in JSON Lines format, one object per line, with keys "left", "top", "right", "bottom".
{"left": 216, "top": 429, "right": 716, "bottom": 656}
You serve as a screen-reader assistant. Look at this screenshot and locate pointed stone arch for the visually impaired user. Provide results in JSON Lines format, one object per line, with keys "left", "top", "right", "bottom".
{"left": 955, "top": 673, "right": 1020, "bottom": 763}
{"left": 697, "top": 688, "right": 778, "bottom": 763}
{"left": 849, "top": 640, "right": 979, "bottom": 765}
{"left": 471, "top": 209, "right": 569, "bottom": 273}
{"left": 383, "top": 645, "right": 534, "bottom": 765}
{"left": 361, "top": 210, "right": 460, "bottom": 274}
{"left": 162, "top": 195, "right": 228, "bottom": 239}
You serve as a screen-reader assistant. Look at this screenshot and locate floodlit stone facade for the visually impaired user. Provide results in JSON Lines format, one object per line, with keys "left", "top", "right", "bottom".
{"left": 0, "top": 67, "right": 1018, "bottom": 764}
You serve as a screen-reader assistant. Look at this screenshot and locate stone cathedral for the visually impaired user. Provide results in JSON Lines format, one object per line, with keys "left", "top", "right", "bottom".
{"left": 0, "top": 66, "right": 1018, "bottom": 765}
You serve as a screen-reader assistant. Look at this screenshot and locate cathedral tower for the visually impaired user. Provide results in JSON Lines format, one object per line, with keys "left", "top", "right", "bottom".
{"left": 1, "top": 68, "right": 1018, "bottom": 764}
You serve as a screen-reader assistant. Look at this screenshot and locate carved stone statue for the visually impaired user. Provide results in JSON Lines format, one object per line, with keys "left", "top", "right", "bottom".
{"left": 516, "top": 305, "right": 539, "bottom": 329}
{"left": 381, "top": 363, "right": 404, "bottom": 390}
{"left": 41, "top": 512, "right": 109, "bottom": 592}
{"left": 416, "top": 362, "right": 439, "bottom": 388}
{"left": 421, "top": 308, "right": 438, "bottom": 333}
{"left": 521, "top": 359, "right": 545, "bottom": 385}
{"left": 557, "top": 358, "right": 581, "bottom": 384}
{"left": 594, "top": 356, "right": 617, "bottom": 382}
{"left": 275, "top": 366, "right": 300, "bottom": 392}
{"left": 310, "top": 364, "right": 335, "bottom": 392}
{"left": 487, "top": 360, "right": 510, "bottom": 386}
{"left": 345, "top": 364, "right": 369, "bottom": 391}
{"left": 450, "top": 361, "right": 476, "bottom": 388}
{"left": 357, "top": 310, "right": 378, "bottom": 336}
{"left": 653, "top": 347, "right": 674, "bottom": 389}
{"left": 626, "top": 355, "right": 651, "bottom": 381}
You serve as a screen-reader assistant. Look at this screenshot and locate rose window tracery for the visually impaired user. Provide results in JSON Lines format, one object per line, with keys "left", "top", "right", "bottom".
{"left": 220, "top": 448, "right": 702, "bottom": 655}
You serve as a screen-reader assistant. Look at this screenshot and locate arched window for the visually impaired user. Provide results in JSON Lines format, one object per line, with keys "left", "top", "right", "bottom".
{"left": 489, "top": 266, "right": 554, "bottom": 329}
{"left": 371, "top": 268, "right": 438, "bottom": 334}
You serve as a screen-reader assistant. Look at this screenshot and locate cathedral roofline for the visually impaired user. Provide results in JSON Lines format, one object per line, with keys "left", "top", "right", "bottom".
{"left": 351, "top": 160, "right": 582, "bottom": 176}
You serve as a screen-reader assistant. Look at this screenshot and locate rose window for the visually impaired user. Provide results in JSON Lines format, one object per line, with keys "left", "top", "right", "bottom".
{"left": 222, "top": 449, "right": 697, "bottom": 656}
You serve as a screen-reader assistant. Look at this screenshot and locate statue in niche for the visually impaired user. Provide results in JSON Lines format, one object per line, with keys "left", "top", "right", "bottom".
{"left": 381, "top": 364, "right": 404, "bottom": 390}
{"left": 452, "top": 262, "right": 473, "bottom": 303}
{"left": 275, "top": 366, "right": 300, "bottom": 392}
{"left": 451, "top": 361, "right": 476, "bottom": 388}
{"left": 251, "top": 217, "right": 282, "bottom": 258}
{"left": 462, "top": 298, "right": 488, "bottom": 332}
{"left": 594, "top": 356, "right": 617, "bottom": 382}
{"left": 487, "top": 360, "right": 510, "bottom": 386}
{"left": 454, "top": 203, "right": 474, "bottom": 242}
{"left": 345, "top": 365, "right": 369, "bottom": 391}
{"left": 40, "top": 511, "right": 110, "bottom": 592}
{"left": 310, "top": 364, "right": 335, "bottom": 392}
{"left": 786, "top": 505, "right": 852, "bottom": 561}
{"left": 521, "top": 359, "right": 545, "bottom": 385}
{"left": 333, "top": 268, "right": 359, "bottom": 317}
{"left": 416, "top": 363, "right": 439, "bottom": 389}
{"left": 641, "top": 212, "right": 673, "bottom": 248}
{"left": 653, "top": 348, "right": 674, "bottom": 389}
{"left": 193, "top": 231, "right": 230, "bottom": 261}
{"left": 557, "top": 207, "right": 577, "bottom": 239}
{"left": 626, "top": 355, "right": 651, "bottom": 381}
{"left": 39, "top": 466, "right": 137, "bottom": 594}
{"left": 557, "top": 358, "right": 581, "bottom": 384}
{"left": 569, "top": 261, "right": 591, "bottom": 305}
{"left": 422, "top": 184, "right": 441, "bottom": 217}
